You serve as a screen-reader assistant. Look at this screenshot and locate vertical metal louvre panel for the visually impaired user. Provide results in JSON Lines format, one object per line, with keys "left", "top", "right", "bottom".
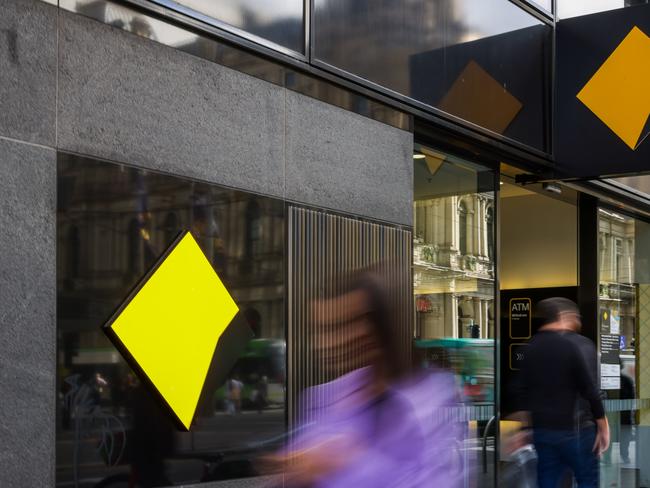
{"left": 288, "top": 206, "right": 412, "bottom": 430}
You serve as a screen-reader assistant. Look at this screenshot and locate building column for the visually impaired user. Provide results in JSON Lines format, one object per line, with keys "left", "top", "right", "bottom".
{"left": 446, "top": 196, "right": 456, "bottom": 249}
{"left": 423, "top": 201, "right": 432, "bottom": 243}
{"left": 483, "top": 300, "right": 490, "bottom": 338}
{"left": 432, "top": 198, "right": 445, "bottom": 246}
{"left": 473, "top": 297, "right": 482, "bottom": 335}
{"left": 481, "top": 199, "right": 489, "bottom": 258}
{"left": 474, "top": 196, "right": 484, "bottom": 257}
{"left": 445, "top": 293, "right": 459, "bottom": 338}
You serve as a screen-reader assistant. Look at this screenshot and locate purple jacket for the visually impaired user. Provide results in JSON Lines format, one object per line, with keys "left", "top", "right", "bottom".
{"left": 290, "top": 367, "right": 464, "bottom": 488}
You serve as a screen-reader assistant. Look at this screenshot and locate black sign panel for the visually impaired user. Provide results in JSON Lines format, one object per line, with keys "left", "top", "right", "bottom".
{"left": 509, "top": 298, "right": 532, "bottom": 339}
{"left": 556, "top": 5, "right": 650, "bottom": 178}
{"left": 601, "top": 334, "right": 620, "bottom": 364}
{"left": 510, "top": 343, "right": 528, "bottom": 371}
{"left": 600, "top": 333, "right": 621, "bottom": 390}
{"left": 500, "top": 287, "right": 578, "bottom": 416}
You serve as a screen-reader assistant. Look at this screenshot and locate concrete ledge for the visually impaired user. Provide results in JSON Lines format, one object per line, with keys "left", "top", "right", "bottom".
{"left": 285, "top": 91, "right": 413, "bottom": 226}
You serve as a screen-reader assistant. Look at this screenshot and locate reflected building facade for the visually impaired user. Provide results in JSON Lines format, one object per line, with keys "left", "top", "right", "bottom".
{"left": 414, "top": 191, "right": 495, "bottom": 340}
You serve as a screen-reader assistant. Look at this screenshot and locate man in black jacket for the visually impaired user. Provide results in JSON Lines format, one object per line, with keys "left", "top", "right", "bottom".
{"left": 516, "top": 298, "right": 610, "bottom": 488}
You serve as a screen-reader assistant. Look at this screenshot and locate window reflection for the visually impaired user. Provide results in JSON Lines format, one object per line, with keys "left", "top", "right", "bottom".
{"left": 559, "top": 0, "right": 647, "bottom": 19}
{"left": 413, "top": 145, "right": 497, "bottom": 485}
{"left": 56, "top": 155, "right": 285, "bottom": 486}
{"left": 315, "top": 0, "right": 550, "bottom": 150}
{"left": 528, "top": 0, "right": 552, "bottom": 12}
{"left": 158, "top": 0, "right": 304, "bottom": 52}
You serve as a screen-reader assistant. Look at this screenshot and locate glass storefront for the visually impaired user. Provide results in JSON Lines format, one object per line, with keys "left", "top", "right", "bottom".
{"left": 413, "top": 144, "right": 497, "bottom": 486}
{"left": 56, "top": 155, "right": 286, "bottom": 486}
{"left": 50, "top": 145, "right": 650, "bottom": 488}
{"left": 597, "top": 208, "right": 650, "bottom": 487}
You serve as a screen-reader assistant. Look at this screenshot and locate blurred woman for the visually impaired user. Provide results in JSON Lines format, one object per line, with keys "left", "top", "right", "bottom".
{"left": 269, "top": 269, "right": 463, "bottom": 487}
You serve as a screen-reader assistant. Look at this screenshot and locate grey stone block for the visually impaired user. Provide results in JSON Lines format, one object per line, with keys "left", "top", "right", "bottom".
{"left": 0, "top": 138, "right": 56, "bottom": 487}
{"left": 0, "top": 0, "right": 57, "bottom": 145}
{"left": 58, "top": 11, "right": 285, "bottom": 198}
{"left": 285, "top": 91, "right": 413, "bottom": 226}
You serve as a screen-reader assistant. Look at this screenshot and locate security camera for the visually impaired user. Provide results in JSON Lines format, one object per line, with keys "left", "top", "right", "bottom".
{"left": 542, "top": 182, "right": 562, "bottom": 195}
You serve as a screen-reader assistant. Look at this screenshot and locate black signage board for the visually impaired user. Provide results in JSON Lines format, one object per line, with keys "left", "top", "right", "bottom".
{"left": 509, "top": 298, "right": 532, "bottom": 339}
{"left": 600, "top": 333, "right": 621, "bottom": 390}
{"left": 509, "top": 343, "right": 528, "bottom": 371}
{"left": 556, "top": 5, "right": 650, "bottom": 178}
{"left": 601, "top": 334, "right": 620, "bottom": 364}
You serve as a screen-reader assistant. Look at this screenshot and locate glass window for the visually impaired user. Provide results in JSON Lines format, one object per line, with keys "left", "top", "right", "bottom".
{"left": 315, "top": 0, "right": 551, "bottom": 150}
{"left": 559, "top": 0, "right": 647, "bottom": 19}
{"left": 56, "top": 154, "right": 285, "bottom": 486}
{"left": 529, "top": 0, "right": 552, "bottom": 12}
{"left": 153, "top": 0, "right": 304, "bottom": 53}
{"left": 413, "top": 144, "right": 497, "bottom": 486}
{"left": 597, "top": 208, "right": 650, "bottom": 485}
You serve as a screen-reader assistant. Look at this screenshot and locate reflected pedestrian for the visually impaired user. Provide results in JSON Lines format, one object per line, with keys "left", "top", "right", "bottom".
{"left": 256, "top": 375, "right": 269, "bottom": 414}
{"left": 619, "top": 367, "right": 635, "bottom": 464}
{"left": 226, "top": 375, "right": 243, "bottom": 414}
{"left": 515, "top": 298, "right": 609, "bottom": 488}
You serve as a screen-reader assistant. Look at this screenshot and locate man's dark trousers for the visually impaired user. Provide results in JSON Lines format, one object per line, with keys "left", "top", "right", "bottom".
{"left": 534, "top": 426, "right": 598, "bottom": 488}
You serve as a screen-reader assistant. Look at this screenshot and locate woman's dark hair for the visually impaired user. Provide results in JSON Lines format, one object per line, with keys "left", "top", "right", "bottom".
{"left": 345, "top": 268, "right": 409, "bottom": 379}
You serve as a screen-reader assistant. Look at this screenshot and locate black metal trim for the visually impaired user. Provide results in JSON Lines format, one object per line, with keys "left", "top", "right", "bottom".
{"left": 577, "top": 193, "right": 599, "bottom": 346}
{"left": 508, "top": 0, "right": 554, "bottom": 23}
{"left": 548, "top": 6, "right": 557, "bottom": 158}
{"left": 493, "top": 165, "right": 502, "bottom": 488}
{"left": 571, "top": 180, "right": 650, "bottom": 221}
{"left": 306, "top": 0, "right": 313, "bottom": 63}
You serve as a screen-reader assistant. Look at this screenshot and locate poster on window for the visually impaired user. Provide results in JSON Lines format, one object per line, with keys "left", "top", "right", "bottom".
{"left": 600, "top": 333, "right": 621, "bottom": 390}
{"left": 610, "top": 309, "right": 620, "bottom": 335}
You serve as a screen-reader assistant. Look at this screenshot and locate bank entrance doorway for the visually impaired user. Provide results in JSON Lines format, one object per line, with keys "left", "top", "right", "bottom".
{"left": 498, "top": 175, "right": 650, "bottom": 488}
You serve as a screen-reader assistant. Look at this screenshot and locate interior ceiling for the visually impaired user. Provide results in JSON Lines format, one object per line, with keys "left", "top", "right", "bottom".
{"left": 500, "top": 181, "right": 534, "bottom": 198}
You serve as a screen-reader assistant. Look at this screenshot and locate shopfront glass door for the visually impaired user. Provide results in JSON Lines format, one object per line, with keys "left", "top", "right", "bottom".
{"left": 413, "top": 144, "right": 497, "bottom": 487}
{"left": 598, "top": 208, "right": 650, "bottom": 488}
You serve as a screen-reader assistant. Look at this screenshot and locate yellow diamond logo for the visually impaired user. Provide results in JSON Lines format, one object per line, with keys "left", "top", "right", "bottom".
{"left": 105, "top": 231, "right": 239, "bottom": 430}
{"left": 577, "top": 26, "right": 650, "bottom": 150}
